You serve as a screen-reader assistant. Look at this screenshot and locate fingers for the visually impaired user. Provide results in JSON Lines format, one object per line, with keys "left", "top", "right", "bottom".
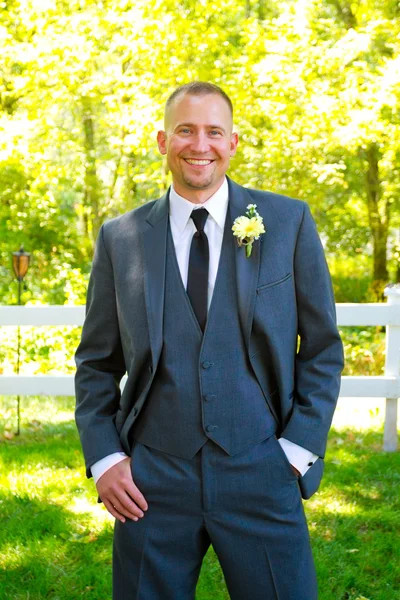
{"left": 103, "top": 497, "right": 130, "bottom": 523}
{"left": 96, "top": 458, "right": 148, "bottom": 523}
{"left": 102, "top": 488, "right": 147, "bottom": 523}
{"left": 126, "top": 481, "right": 148, "bottom": 512}
{"left": 110, "top": 488, "right": 147, "bottom": 521}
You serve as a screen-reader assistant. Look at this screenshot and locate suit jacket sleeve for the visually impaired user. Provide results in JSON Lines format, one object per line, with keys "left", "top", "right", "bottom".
{"left": 280, "top": 203, "right": 344, "bottom": 458}
{"left": 75, "top": 224, "right": 126, "bottom": 478}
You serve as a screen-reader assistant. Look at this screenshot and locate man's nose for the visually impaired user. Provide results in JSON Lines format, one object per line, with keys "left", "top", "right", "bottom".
{"left": 189, "top": 133, "right": 210, "bottom": 153}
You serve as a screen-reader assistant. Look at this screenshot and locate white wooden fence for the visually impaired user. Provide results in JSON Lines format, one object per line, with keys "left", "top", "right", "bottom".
{"left": 0, "top": 287, "right": 399, "bottom": 451}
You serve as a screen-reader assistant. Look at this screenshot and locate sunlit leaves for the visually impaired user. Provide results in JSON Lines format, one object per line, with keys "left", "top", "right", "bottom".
{"left": 1, "top": 0, "right": 400, "bottom": 304}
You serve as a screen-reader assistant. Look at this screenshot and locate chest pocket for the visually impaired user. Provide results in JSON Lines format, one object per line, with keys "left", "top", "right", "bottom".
{"left": 256, "top": 272, "right": 292, "bottom": 295}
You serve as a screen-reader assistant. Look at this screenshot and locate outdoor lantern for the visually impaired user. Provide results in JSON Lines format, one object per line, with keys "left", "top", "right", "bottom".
{"left": 12, "top": 245, "right": 31, "bottom": 282}
{"left": 11, "top": 244, "right": 31, "bottom": 436}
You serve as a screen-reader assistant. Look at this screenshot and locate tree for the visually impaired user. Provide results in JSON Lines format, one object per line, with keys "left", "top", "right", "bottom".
{"left": 1, "top": 0, "right": 400, "bottom": 305}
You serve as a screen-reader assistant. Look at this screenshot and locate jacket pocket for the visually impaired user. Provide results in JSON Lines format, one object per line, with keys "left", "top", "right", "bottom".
{"left": 256, "top": 273, "right": 292, "bottom": 294}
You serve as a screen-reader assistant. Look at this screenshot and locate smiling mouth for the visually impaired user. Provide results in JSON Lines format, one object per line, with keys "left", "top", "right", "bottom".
{"left": 183, "top": 158, "right": 214, "bottom": 166}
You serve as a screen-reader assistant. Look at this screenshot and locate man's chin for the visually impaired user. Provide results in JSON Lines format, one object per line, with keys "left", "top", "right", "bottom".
{"left": 181, "top": 176, "right": 215, "bottom": 190}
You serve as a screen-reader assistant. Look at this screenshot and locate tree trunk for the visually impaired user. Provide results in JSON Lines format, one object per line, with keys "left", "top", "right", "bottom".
{"left": 82, "top": 97, "right": 102, "bottom": 245}
{"left": 363, "top": 143, "right": 389, "bottom": 298}
{"left": 245, "top": 0, "right": 251, "bottom": 19}
{"left": 330, "top": 0, "right": 357, "bottom": 29}
{"left": 125, "top": 151, "right": 137, "bottom": 209}
{"left": 258, "top": 0, "right": 266, "bottom": 21}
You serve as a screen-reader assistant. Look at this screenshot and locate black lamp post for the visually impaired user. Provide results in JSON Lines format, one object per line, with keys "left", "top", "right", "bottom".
{"left": 12, "top": 245, "right": 31, "bottom": 435}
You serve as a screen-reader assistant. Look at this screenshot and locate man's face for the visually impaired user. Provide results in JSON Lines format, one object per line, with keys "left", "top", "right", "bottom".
{"left": 157, "top": 93, "right": 238, "bottom": 201}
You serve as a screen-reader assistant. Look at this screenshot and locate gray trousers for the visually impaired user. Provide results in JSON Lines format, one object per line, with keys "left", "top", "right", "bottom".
{"left": 113, "top": 435, "right": 317, "bottom": 600}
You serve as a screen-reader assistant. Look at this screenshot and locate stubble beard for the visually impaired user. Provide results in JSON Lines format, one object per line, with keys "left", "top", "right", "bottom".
{"left": 181, "top": 169, "right": 216, "bottom": 190}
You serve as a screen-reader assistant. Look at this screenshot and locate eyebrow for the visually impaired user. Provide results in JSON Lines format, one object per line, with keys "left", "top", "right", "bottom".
{"left": 175, "top": 123, "right": 227, "bottom": 134}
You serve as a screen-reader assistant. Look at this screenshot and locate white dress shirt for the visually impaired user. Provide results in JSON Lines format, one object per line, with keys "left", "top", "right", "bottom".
{"left": 91, "top": 178, "right": 318, "bottom": 483}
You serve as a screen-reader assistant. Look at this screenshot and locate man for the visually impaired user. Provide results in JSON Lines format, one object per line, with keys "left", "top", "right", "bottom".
{"left": 75, "top": 82, "right": 344, "bottom": 599}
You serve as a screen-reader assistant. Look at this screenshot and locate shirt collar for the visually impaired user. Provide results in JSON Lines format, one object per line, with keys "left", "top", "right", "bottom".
{"left": 169, "top": 177, "right": 229, "bottom": 236}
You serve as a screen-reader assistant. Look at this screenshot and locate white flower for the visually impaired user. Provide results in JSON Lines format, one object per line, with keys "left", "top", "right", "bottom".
{"left": 232, "top": 204, "right": 265, "bottom": 257}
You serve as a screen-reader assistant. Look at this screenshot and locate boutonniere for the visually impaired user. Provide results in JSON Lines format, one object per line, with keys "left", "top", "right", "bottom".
{"left": 232, "top": 204, "right": 265, "bottom": 258}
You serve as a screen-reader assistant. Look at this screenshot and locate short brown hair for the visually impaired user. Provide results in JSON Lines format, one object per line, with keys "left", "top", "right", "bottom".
{"left": 165, "top": 82, "right": 233, "bottom": 118}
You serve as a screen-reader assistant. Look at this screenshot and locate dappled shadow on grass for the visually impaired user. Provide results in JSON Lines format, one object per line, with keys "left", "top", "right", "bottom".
{"left": 0, "top": 419, "right": 83, "bottom": 471}
{"left": 305, "top": 427, "right": 400, "bottom": 600}
{"left": 308, "top": 509, "right": 399, "bottom": 600}
{"left": 0, "top": 493, "right": 113, "bottom": 600}
{"left": 318, "top": 427, "right": 400, "bottom": 513}
{"left": 0, "top": 418, "right": 114, "bottom": 598}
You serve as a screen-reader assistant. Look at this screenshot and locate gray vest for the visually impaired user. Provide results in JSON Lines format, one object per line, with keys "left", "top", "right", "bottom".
{"left": 133, "top": 205, "right": 276, "bottom": 458}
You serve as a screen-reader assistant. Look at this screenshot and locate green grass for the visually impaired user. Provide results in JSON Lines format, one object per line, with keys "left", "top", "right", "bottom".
{"left": 1, "top": 396, "right": 399, "bottom": 600}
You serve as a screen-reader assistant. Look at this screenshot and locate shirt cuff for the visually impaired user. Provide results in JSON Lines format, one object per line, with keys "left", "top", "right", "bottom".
{"left": 278, "top": 437, "right": 318, "bottom": 476}
{"left": 90, "top": 452, "right": 128, "bottom": 484}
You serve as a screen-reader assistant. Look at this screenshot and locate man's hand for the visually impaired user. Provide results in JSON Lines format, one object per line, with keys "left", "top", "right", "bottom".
{"left": 96, "top": 457, "right": 148, "bottom": 523}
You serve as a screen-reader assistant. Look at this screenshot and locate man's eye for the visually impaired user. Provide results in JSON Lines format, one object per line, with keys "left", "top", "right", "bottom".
{"left": 210, "top": 130, "right": 221, "bottom": 136}
{"left": 180, "top": 128, "right": 191, "bottom": 134}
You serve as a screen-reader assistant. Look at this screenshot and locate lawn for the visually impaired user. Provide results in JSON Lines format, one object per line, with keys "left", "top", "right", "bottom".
{"left": 0, "top": 396, "right": 399, "bottom": 600}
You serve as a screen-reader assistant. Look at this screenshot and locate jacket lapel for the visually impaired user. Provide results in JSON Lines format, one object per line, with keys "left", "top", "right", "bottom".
{"left": 227, "top": 177, "right": 261, "bottom": 352}
{"left": 142, "top": 190, "right": 169, "bottom": 368}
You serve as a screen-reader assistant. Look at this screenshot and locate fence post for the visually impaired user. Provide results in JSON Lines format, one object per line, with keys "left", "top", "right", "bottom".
{"left": 383, "top": 286, "right": 400, "bottom": 451}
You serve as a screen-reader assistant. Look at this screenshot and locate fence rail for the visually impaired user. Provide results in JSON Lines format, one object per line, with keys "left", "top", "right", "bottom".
{"left": 1, "top": 291, "right": 399, "bottom": 451}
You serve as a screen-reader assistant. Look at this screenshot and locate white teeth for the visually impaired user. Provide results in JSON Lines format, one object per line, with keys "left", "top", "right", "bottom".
{"left": 185, "top": 159, "right": 212, "bottom": 165}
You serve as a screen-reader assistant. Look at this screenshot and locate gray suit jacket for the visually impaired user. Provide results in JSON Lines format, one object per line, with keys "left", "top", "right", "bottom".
{"left": 75, "top": 177, "right": 344, "bottom": 497}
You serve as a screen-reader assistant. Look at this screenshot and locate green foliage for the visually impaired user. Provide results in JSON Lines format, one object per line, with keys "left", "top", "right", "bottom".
{"left": 341, "top": 327, "right": 385, "bottom": 377}
{"left": 332, "top": 276, "right": 372, "bottom": 304}
{"left": 1, "top": 0, "right": 400, "bottom": 290}
{"left": 329, "top": 255, "right": 373, "bottom": 303}
{"left": 0, "top": 269, "right": 87, "bottom": 376}
{"left": 0, "top": 326, "right": 81, "bottom": 376}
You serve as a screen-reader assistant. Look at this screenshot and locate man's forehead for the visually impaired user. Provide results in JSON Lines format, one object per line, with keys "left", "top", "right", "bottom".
{"left": 165, "top": 93, "right": 232, "bottom": 129}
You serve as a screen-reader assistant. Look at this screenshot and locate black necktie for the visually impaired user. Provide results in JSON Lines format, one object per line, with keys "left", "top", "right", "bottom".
{"left": 187, "top": 208, "right": 209, "bottom": 332}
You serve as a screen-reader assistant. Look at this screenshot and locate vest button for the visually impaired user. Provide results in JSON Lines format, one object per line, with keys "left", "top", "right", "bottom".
{"left": 206, "top": 425, "right": 218, "bottom": 432}
{"left": 204, "top": 394, "right": 216, "bottom": 402}
{"left": 202, "top": 361, "right": 213, "bottom": 369}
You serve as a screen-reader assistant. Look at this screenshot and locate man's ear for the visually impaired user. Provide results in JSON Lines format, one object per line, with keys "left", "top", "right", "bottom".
{"left": 230, "top": 132, "right": 239, "bottom": 157}
{"left": 157, "top": 130, "right": 167, "bottom": 155}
